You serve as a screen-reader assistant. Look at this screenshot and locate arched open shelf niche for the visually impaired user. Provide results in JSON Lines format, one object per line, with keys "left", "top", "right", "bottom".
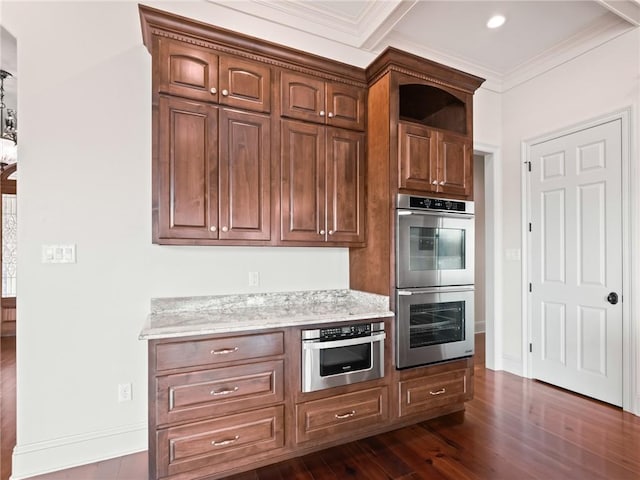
{"left": 399, "top": 84, "right": 467, "bottom": 135}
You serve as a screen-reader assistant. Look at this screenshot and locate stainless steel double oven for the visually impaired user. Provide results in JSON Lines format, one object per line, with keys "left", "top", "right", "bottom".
{"left": 395, "top": 194, "right": 475, "bottom": 369}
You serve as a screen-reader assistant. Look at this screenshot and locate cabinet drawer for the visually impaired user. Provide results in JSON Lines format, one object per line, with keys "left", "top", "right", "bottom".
{"left": 157, "top": 405, "right": 284, "bottom": 477}
{"left": 399, "top": 369, "right": 469, "bottom": 417}
{"left": 296, "top": 387, "right": 388, "bottom": 444}
{"left": 157, "top": 360, "right": 284, "bottom": 426}
{"left": 155, "top": 332, "right": 284, "bottom": 371}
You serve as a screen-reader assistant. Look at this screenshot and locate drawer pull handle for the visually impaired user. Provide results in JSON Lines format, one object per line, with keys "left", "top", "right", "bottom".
{"left": 210, "top": 386, "right": 239, "bottom": 396}
{"left": 211, "top": 347, "right": 238, "bottom": 355}
{"left": 211, "top": 435, "right": 239, "bottom": 447}
{"left": 335, "top": 410, "right": 356, "bottom": 419}
{"left": 430, "top": 388, "right": 446, "bottom": 396}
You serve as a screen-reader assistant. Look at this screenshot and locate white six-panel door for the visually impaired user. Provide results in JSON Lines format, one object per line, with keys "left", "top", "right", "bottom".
{"left": 529, "top": 119, "right": 622, "bottom": 406}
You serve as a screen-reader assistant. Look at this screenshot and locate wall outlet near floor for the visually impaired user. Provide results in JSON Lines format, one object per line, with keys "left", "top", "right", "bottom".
{"left": 118, "top": 383, "right": 132, "bottom": 402}
{"left": 248, "top": 271, "right": 260, "bottom": 286}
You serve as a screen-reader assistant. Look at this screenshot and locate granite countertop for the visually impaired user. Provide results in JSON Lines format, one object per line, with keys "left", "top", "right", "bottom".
{"left": 140, "top": 289, "right": 393, "bottom": 340}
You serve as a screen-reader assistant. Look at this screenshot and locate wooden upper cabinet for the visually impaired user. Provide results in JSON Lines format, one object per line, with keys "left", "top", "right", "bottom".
{"left": 158, "top": 38, "right": 219, "bottom": 103}
{"left": 155, "top": 95, "right": 270, "bottom": 243}
{"left": 280, "top": 120, "right": 364, "bottom": 245}
{"left": 439, "top": 130, "right": 472, "bottom": 198}
{"left": 281, "top": 71, "right": 365, "bottom": 131}
{"left": 219, "top": 109, "right": 271, "bottom": 240}
{"left": 398, "top": 121, "right": 438, "bottom": 193}
{"left": 326, "top": 128, "right": 365, "bottom": 244}
{"left": 398, "top": 121, "right": 472, "bottom": 198}
{"left": 157, "top": 96, "right": 219, "bottom": 241}
{"left": 219, "top": 56, "right": 271, "bottom": 113}
{"left": 158, "top": 38, "right": 271, "bottom": 113}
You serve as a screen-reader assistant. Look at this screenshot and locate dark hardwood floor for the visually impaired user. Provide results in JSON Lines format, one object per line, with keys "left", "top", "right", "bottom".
{"left": 4, "top": 333, "right": 640, "bottom": 480}
{"left": 1, "top": 336, "right": 16, "bottom": 480}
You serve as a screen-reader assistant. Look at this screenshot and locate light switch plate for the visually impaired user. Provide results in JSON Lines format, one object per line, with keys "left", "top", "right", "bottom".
{"left": 42, "top": 244, "right": 77, "bottom": 264}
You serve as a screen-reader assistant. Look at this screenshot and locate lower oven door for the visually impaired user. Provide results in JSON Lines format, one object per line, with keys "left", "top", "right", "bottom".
{"left": 396, "top": 286, "right": 474, "bottom": 369}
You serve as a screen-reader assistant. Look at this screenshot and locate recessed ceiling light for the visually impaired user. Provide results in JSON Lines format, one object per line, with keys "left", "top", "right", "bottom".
{"left": 487, "top": 14, "right": 506, "bottom": 29}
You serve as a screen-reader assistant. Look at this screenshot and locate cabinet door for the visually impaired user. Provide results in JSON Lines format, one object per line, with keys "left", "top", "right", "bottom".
{"left": 219, "top": 109, "right": 271, "bottom": 241}
{"left": 157, "top": 96, "right": 219, "bottom": 241}
{"left": 280, "top": 120, "right": 325, "bottom": 242}
{"left": 438, "top": 131, "right": 473, "bottom": 198}
{"left": 280, "top": 71, "right": 325, "bottom": 125}
{"left": 398, "top": 122, "right": 438, "bottom": 193}
{"left": 326, "top": 128, "right": 365, "bottom": 244}
{"left": 219, "top": 56, "right": 271, "bottom": 113}
{"left": 326, "top": 82, "right": 365, "bottom": 131}
{"left": 157, "top": 38, "right": 219, "bottom": 103}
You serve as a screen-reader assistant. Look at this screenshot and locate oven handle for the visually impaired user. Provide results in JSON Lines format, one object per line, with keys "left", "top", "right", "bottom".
{"left": 397, "top": 286, "right": 475, "bottom": 295}
{"left": 397, "top": 209, "right": 474, "bottom": 219}
{"left": 302, "top": 332, "right": 386, "bottom": 350}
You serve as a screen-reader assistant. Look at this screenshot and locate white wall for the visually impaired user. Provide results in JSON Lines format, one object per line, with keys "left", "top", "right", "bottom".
{"left": 499, "top": 28, "right": 640, "bottom": 378}
{"left": 1, "top": 1, "right": 376, "bottom": 477}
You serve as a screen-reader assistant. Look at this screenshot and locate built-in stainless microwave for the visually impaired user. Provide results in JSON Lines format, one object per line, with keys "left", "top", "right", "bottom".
{"left": 301, "top": 322, "right": 385, "bottom": 392}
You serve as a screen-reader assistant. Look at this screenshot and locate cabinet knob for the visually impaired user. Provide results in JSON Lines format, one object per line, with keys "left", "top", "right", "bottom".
{"left": 320, "top": 229, "right": 326, "bottom": 235}
{"left": 328, "top": 230, "right": 334, "bottom": 235}
{"left": 221, "top": 89, "right": 229, "bottom": 96}
{"left": 319, "top": 110, "right": 325, "bottom": 117}
{"left": 210, "top": 87, "right": 217, "bottom": 94}
{"left": 210, "top": 226, "right": 217, "bottom": 232}
{"left": 222, "top": 226, "right": 229, "bottom": 232}
{"left": 431, "top": 180, "right": 438, "bottom": 185}
{"left": 328, "top": 112, "right": 334, "bottom": 118}
{"left": 439, "top": 181, "right": 445, "bottom": 186}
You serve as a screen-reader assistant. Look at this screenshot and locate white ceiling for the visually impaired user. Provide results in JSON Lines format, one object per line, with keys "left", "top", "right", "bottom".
{"left": 0, "top": 0, "right": 638, "bottom": 110}
{"left": 213, "top": 0, "right": 640, "bottom": 91}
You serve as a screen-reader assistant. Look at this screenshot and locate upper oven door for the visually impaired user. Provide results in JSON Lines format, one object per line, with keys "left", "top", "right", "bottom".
{"left": 396, "top": 209, "right": 474, "bottom": 288}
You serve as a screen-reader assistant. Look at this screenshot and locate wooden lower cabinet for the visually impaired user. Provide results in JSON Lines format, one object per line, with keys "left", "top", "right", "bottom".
{"left": 399, "top": 367, "right": 471, "bottom": 418}
{"left": 148, "top": 329, "right": 473, "bottom": 479}
{"left": 156, "top": 405, "right": 285, "bottom": 478}
{"left": 296, "top": 386, "right": 388, "bottom": 444}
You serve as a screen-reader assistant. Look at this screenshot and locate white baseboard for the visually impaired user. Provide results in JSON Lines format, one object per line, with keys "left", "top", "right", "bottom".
{"left": 11, "top": 422, "right": 147, "bottom": 480}
{"left": 501, "top": 354, "right": 524, "bottom": 377}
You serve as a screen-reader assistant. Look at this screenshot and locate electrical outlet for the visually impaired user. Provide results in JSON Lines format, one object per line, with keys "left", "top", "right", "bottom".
{"left": 118, "top": 383, "right": 132, "bottom": 402}
{"left": 248, "top": 271, "right": 260, "bottom": 286}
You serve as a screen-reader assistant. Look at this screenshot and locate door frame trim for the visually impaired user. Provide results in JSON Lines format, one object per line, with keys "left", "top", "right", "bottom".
{"left": 473, "top": 142, "right": 503, "bottom": 371}
{"left": 521, "top": 108, "right": 635, "bottom": 413}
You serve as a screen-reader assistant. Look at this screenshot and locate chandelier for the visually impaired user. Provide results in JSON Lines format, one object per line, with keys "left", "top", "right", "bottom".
{"left": 0, "top": 69, "right": 17, "bottom": 168}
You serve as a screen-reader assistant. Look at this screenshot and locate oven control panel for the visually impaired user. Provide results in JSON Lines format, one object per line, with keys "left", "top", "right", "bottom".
{"left": 397, "top": 193, "right": 474, "bottom": 214}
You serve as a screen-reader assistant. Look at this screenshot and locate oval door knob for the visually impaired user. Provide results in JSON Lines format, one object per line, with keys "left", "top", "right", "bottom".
{"left": 319, "top": 230, "right": 326, "bottom": 235}
{"left": 439, "top": 181, "right": 445, "bottom": 186}
{"left": 431, "top": 180, "right": 438, "bottom": 185}
{"left": 607, "top": 292, "right": 619, "bottom": 305}
{"left": 210, "top": 87, "right": 217, "bottom": 94}
{"left": 328, "top": 230, "right": 334, "bottom": 235}
{"left": 221, "top": 226, "right": 229, "bottom": 232}
{"left": 319, "top": 110, "right": 325, "bottom": 117}
{"left": 210, "top": 226, "right": 217, "bottom": 232}
{"left": 221, "top": 89, "right": 229, "bottom": 96}
{"left": 328, "top": 112, "right": 334, "bottom": 118}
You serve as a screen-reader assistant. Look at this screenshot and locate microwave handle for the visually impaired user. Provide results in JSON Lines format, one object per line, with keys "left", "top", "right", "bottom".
{"left": 398, "top": 209, "right": 474, "bottom": 219}
{"left": 302, "top": 332, "right": 386, "bottom": 350}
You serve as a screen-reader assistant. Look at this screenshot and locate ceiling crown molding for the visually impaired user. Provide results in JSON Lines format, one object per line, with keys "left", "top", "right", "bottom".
{"left": 208, "top": 0, "right": 413, "bottom": 48}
